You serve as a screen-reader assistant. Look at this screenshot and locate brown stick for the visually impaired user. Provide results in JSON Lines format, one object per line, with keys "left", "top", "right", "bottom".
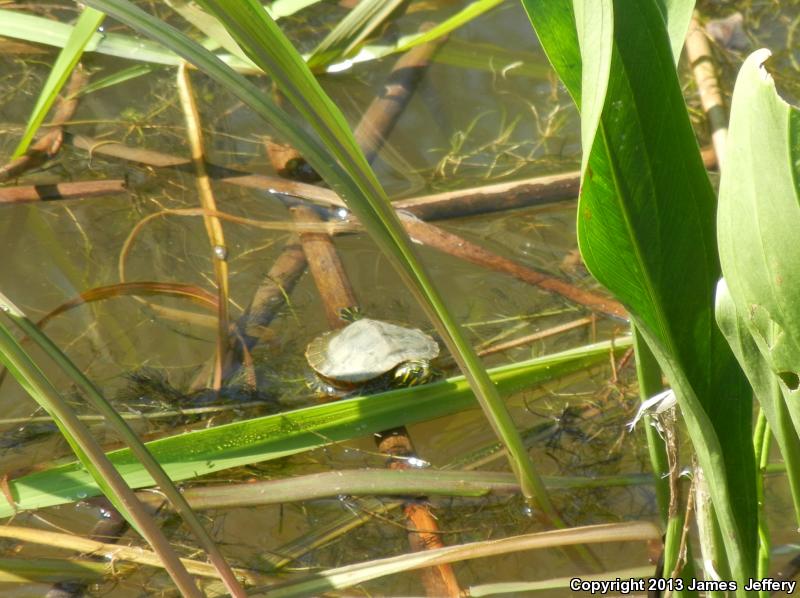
{"left": 685, "top": 13, "right": 728, "bottom": 169}
{"left": 394, "top": 170, "right": 579, "bottom": 220}
{"left": 66, "top": 133, "right": 344, "bottom": 206}
{"left": 236, "top": 238, "right": 307, "bottom": 350}
{"left": 399, "top": 212, "right": 627, "bottom": 320}
{"left": 354, "top": 36, "right": 445, "bottom": 164}
{"left": 477, "top": 316, "right": 594, "bottom": 358}
{"left": 62, "top": 132, "right": 718, "bottom": 222}
{"left": 178, "top": 63, "right": 231, "bottom": 390}
{"left": 291, "top": 206, "right": 357, "bottom": 328}
{"left": 0, "top": 179, "right": 127, "bottom": 203}
{"left": 0, "top": 66, "right": 89, "bottom": 182}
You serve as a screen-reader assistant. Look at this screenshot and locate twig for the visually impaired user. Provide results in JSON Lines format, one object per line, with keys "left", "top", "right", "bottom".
{"left": 354, "top": 34, "right": 446, "bottom": 164}
{"left": 399, "top": 212, "right": 627, "bottom": 320}
{"left": 0, "top": 179, "right": 127, "bottom": 203}
{"left": 292, "top": 205, "right": 358, "bottom": 328}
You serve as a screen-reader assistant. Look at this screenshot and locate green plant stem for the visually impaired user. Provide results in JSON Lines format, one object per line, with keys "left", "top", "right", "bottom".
{"left": 753, "top": 409, "right": 771, "bottom": 598}
{"left": 632, "top": 326, "right": 669, "bottom": 521}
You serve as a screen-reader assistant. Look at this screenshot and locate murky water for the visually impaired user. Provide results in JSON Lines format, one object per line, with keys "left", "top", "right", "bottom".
{"left": 0, "top": 0, "right": 799, "bottom": 595}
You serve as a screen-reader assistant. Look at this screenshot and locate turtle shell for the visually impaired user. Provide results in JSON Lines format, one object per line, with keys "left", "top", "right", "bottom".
{"left": 305, "top": 318, "right": 439, "bottom": 384}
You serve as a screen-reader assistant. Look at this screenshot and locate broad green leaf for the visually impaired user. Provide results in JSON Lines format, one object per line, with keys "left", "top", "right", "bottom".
{"left": 718, "top": 49, "right": 800, "bottom": 421}
{"left": 573, "top": 0, "right": 612, "bottom": 175}
{"left": 657, "top": 0, "right": 695, "bottom": 63}
{"left": 12, "top": 7, "right": 105, "bottom": 157}
{"left": 0, "top": 338, "right": 627, "bottom": 517}
{"left": 717, "top": 49, "right": 800, "bottom": 526}
{"left": 521, "top": 0, "right": 756, "bottom": 586}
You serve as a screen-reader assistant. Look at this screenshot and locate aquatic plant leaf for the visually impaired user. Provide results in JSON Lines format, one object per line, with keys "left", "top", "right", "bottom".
{"left": 717, "top": 49, "right": 800, "bottom": 514}
{"left": 12, "top": 7, "right": 105, "bottom": 157}
{"left": 521, "top": 0, "right": 757, "bottom": 585}
{"left": 262, "top": 522, "right": 660, "bottom": 598}
{"left": 0, "top": 558, "right": 114, "bottom": 584}
{"left": 0, "top": 339, "right": 627, "bottom": 517}
{"left": 321, "top": 0, "right": 506, "bottom": 72}
{"left": 167, "top": 0, "right": 257, "bottom": 67}
{"left": 306, "top": 0, "right": 408, "bottom": 70}
{"left": 0, "top": 9, "right": 255, "bottom": 72}
{"left": 716, "top": 280, "right": 800, "bottom": 524}
{"left": 74, "top": 64, "right": 158, "bottom": 96}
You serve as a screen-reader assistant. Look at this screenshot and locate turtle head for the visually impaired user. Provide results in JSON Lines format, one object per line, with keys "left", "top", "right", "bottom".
{"left": 393, "top": 359, "right": 436, "bottom": 387}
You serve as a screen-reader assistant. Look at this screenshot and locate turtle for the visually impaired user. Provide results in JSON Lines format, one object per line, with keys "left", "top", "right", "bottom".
{"left": 305, "top": 317, "right": 440, "bottom": 397}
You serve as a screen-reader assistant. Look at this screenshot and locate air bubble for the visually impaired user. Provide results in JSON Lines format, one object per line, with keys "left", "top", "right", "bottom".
{"left": 213, "top": 245, "right": 228, "bottom": 260}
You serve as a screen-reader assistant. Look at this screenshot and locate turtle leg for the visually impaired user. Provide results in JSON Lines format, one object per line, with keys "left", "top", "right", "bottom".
{"left": 306, "top": 374, "right": 351, "bottom": 399}
{"left": 393, "top": 359, "right": 438, "bottom": 387}
{"left": 337, "top": 306, "right": 364, "bottom": 323}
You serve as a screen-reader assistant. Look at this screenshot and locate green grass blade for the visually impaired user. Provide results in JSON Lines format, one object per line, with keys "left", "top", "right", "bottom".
{"left": 175, "top": 469, "right": 653, "bottom": 510}
{"left": 267, "top": 0, "right": 325, "bottom": 19}
{"left": 12, "top": 6, "right": 105, "bottom": 157}
{"left": 394, "top": 0, "right": 504, "bottom": 54}
{"left": 522, "top": 0, "right": 757, "bottom": 587}
{"left": 75, "top": 64, "right": 158, "bottom": 97}
{"left": 168, "top": 0, "right": 257, "bottom": 67}
{"left": 319, "top": 0, "right": 505, "bottom": 71}
{"left": 0, "top": 9, "right": 255, "bottom": 72}
{"left": 0, "top": 558, "right": 116, "bottom": 584}
{"left": 306, "top": 0, "right": 407, "bottom": 70}
{"left": 0, "top": 338, "right": 628, "bottom": 517}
